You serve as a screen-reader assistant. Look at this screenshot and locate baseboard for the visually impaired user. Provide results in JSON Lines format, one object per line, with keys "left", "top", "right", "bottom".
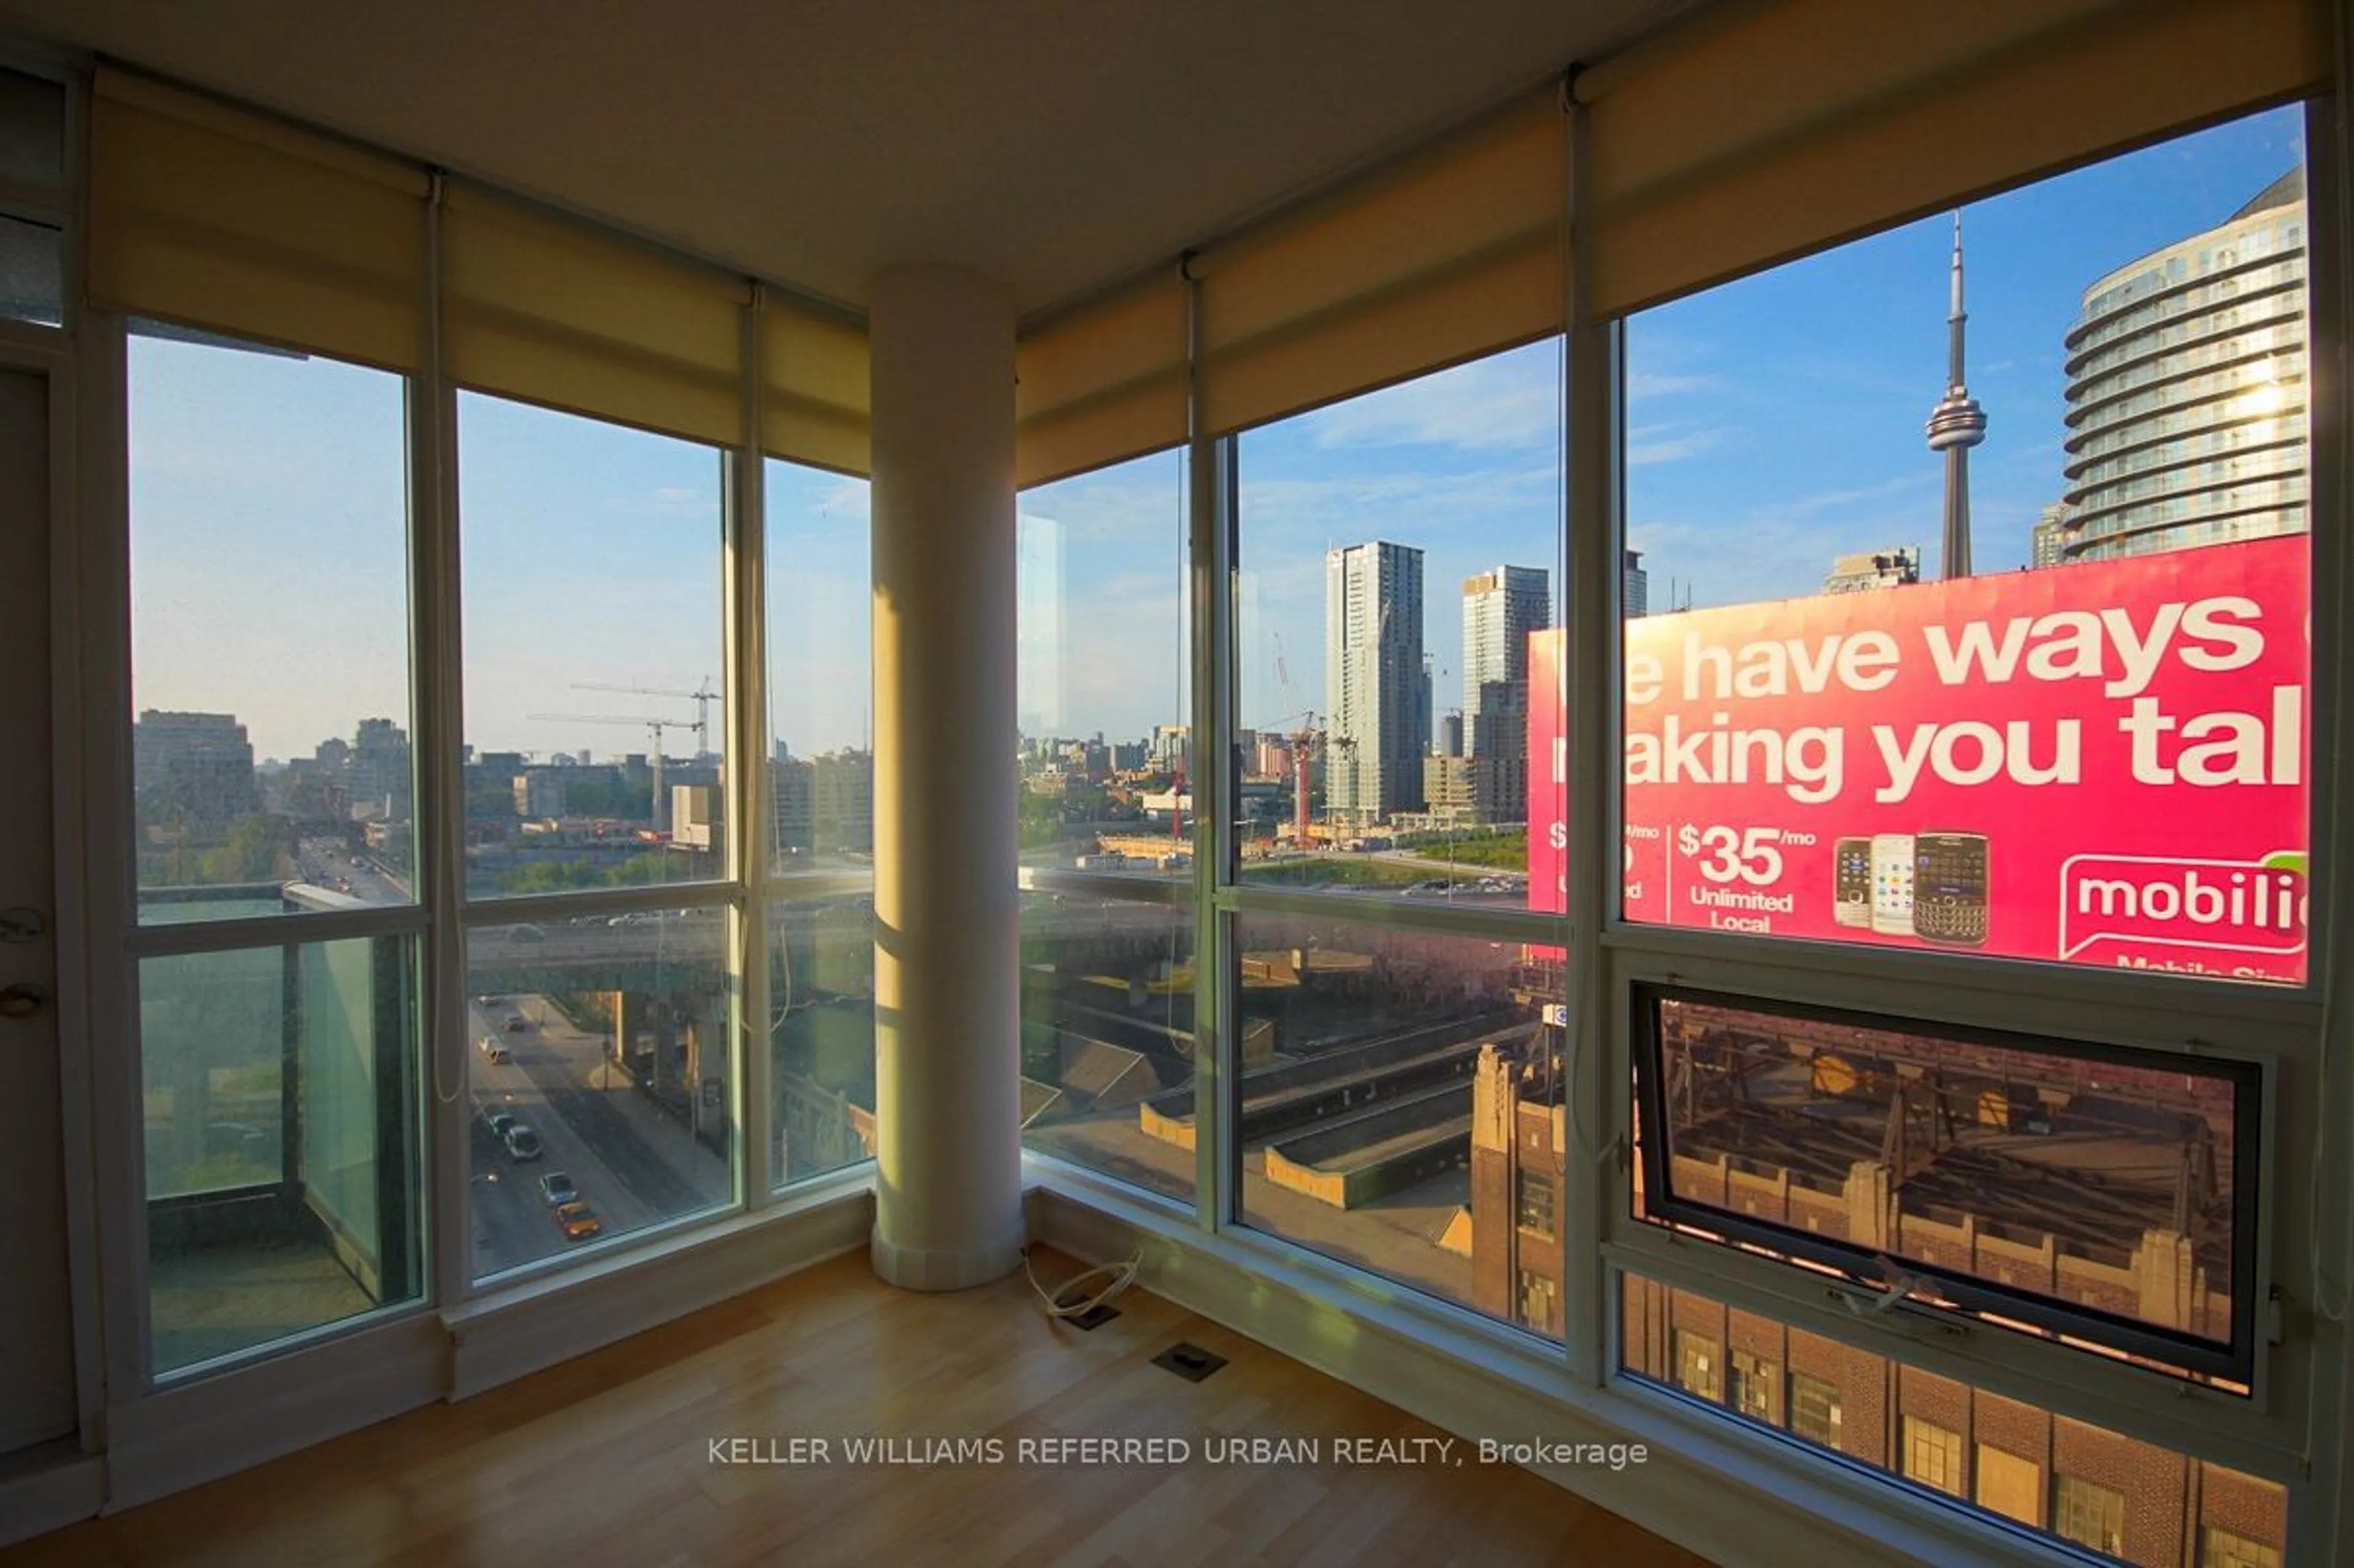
{"left": 104, "top": 1311, "right": 447, "bottom": 1512}
{"left": 1024, "top": 1177, "right": 2047, "bottom": 1568}
{"left": 79, "top": 1180, "right": 875, "bottom": 1526}
{"left": 0, "top": 1444, "right": 102, "bottom": 1549}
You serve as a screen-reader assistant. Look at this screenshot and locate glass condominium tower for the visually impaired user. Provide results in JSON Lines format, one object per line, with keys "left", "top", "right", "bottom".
{"left": 2059, "top": 168, "right": 2307, "bottom": 560}
{"left": 1325, "top": 540, "right": 1426, "bottom": 822}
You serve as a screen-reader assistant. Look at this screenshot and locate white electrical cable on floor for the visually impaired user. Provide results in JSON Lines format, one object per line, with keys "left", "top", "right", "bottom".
{"left": 1026, "top": 1246, "right": 1143, "bottom": 1321}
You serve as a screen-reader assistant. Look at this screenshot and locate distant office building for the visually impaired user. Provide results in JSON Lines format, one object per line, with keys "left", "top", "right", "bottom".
{"left": 1823, "top": 547, "right": 1922, "bottom": 594}
{"left": 2059, "top": 169, "right": 2307, "bottom": 561}
{"left": 1148, "top": 724, "right": 1190, "bottom": 777}
{"left": 1462, "top": 564, "right": 1545, "bottom": 826}
{"left": 2030, "top": 504, "right": 2070, "bottom": 568}
{"left": 512, "top": 771, "right": 567, "bottom": 819}
{"left": 1462, "top": 565, "right": 1547, "bottom": 747}
{"left": 1469, "top": 680, "right": 1528, "bottom": 824}
{"left": 672, "top": 783, "right": 721, "bottom": 851}
{"left": 348, "top": 717, "right": 409, "bottom": 820}
{"left": 770, "top": 755, "right": 815, "bottom": 857}
{"left": 133, "top": 710, "right": 259, "bottom": 829}
{"left": 811, "top": 749, "right": 874, "bottom": 853}
{"left": 1439, "top": 712, "right": 1463, "bottom": 759}
{"left": 1327, "top": 541, "right": 1426, "bottom": 820}
{"left": 1423, "top": 753, "right": 1474, "bottom": 818}
{"left": 1623, "top": 549, "right": 1649, "bottom": 617}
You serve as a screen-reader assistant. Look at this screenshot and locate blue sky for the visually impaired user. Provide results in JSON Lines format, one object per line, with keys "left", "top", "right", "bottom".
{"left": 128, "top": 104, "right": 2306, "bottom": 764}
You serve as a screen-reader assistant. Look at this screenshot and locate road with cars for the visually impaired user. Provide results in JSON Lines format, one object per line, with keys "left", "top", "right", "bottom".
{"left": 297, "top": 834, "right": 412, "bottom": 903}
{"left": 467, "top": 994, "right": 729, "bottom": 1276}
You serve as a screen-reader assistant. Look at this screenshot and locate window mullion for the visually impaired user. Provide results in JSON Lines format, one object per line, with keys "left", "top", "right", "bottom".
{"left": 732, "top": 288, "right": 771, "bottom": 1206}
{"left": 1186, "top": 267, "right": 1228, "bottom": 1228}
{"left": 414, "top": 174, "right": 472, "bottom": 1311}
{"left": 1563, "top": 88, "right": 1613, "bottom": 1388}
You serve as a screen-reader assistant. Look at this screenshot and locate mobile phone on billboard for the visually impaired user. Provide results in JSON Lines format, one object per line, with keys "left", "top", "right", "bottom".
{"left": 1834, "top": 837, "right": 1872, "bottom": 928}
{"left": 1870, "top": 833, "right": 1915, "bottom": 935}
{"left": 1914, "top": 832, "right": 1990, "bottom": 946}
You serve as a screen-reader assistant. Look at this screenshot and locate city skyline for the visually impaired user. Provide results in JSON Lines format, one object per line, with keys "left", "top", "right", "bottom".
{"left": 126, "top": 105, "right": 2301, "bottom": 766}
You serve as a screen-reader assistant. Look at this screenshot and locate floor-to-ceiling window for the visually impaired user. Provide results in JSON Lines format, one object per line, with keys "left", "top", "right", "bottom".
{"left": 765, "top": 456, "right": 876, "bottom": 1189}
{"left": 126, "top": 324, "right": 425, "bottom": 1376}
{"left": 1221, "top": 338, "right": 1570, "bottom": 1335}
{"left": 1606, "top": 101, "right": 2309, "bottom": 1565}
{"left": 1014, "top": 447, "right": 1195, "bottom": 1204}
{"left": 455, "top": 392, "right": 735, "bottom": 1279}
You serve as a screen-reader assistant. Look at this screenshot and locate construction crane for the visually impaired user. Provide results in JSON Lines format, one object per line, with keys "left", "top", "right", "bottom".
{"left": 526, "top": 712, "right": 695, "bottom": 830}
{"left": 1269, "top": 631, "right": 1352, "bottom": 844}
{"left": 1267, "top": 710, "right": 1352, "bottom": 843}
{"left": 572, "top": 679, "right": 718, "bottom": 760}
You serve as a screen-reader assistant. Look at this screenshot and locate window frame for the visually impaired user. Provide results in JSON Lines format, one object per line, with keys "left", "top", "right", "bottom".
{"left": 1902, "top": 1415, "right": 1966, "bottom": 1499}
{"left": 1583, "top": 94, "right": 2339, "bottom": 1507}
{"left": 100, "top": 315, "right": 440, "bottom": 1386}
{"left": 1004, "top": 443, "right": 1202, "bottom": 1211}
{"left": 2051, "top": 1472, "right": 2127, "bottom": 1556}
{"left": 1628, "top": 980, "right": 2265, "bottom": 1383}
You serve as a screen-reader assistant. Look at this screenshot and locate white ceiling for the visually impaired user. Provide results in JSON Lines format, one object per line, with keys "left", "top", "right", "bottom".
{"left": 0, "top": 0, "right": 1689, "bottom": 316}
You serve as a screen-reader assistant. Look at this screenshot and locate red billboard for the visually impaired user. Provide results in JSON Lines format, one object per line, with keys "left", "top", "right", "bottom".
{"left": 1528, "top": 534, "right": 2309, "bottom": 983}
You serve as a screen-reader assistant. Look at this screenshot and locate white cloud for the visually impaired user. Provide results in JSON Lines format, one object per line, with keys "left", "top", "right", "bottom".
{"left": 1297, "top": 349, "right": 1561, "bottom": 455}
{"left": 1626, "top": 421, "right": 1722, "bottom": 467}
{"left": 1625, "top": 370, "right": 1718, "bottom": 402}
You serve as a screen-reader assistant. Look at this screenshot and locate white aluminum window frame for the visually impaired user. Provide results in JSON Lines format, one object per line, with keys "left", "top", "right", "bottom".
{"left": 1574, "top": 89, "right": 2347, "bottom": 1558}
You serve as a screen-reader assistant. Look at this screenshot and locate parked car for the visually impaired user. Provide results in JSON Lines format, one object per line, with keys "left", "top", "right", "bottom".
{"left": 503, "top": 1123, "right": 543, "bottom": 1160}
{"left": 478, "top": 1106, "right": 516, "bottom": 1141}
{"left": 505, "top": 1012, "right": 530, "bottom": 1032}
{"left": 552, "top": 1201, "right": 601, "bottom": 1242}
{"left": 478, "top": 1033, "right": 511, "bottom": 1065}
{"left": 538, "top": 1171, "right": 577, "bottom": 1206}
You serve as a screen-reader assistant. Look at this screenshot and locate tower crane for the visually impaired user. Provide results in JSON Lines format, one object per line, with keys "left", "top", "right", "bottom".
{"left": 572, "top": 678, "right": 718, "bottom": 760}
{"left": 526, "top": 711, "right": 695, "bottom": 831}
{"left": 1270, "top": 631, "right": 1352, "bottom": 843}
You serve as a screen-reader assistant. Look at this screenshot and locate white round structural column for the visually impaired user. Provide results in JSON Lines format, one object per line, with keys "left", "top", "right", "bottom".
{"left": 867, "top": 264, "right": 1026, "bottom": 1290}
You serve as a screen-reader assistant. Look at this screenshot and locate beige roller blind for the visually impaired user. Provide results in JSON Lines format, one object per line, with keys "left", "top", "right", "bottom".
{"left": 1586, "top": 0, "right": 2331, "bottom": 319}
{"left": 88, "top": 67, "right": 426, "bottom": 370}
{"left": 1014, "top": 270, "right": 1187, "bottom": 489}
{"left": 1198, "top": 88, "right": 1564, "bottom": 438}
{"left": 761, "top": 296, "right": 871, "bottom": 477}
{"left": 443, "top": 186, "right": 747, "bottom": 447}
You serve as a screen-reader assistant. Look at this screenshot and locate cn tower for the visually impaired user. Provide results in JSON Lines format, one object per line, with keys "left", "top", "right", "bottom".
{"left": 1924, "top": 213, "right": 1987, "bottom": 578}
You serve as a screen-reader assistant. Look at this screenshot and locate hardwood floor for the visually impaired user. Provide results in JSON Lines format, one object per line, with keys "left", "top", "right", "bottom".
{"left": 1, "top": 1250, "right": 1714, "bottom": 1568}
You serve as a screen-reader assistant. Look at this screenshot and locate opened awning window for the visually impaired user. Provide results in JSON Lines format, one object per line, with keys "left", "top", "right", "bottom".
{"left": 442, "top": 185, "right": 747, "bottom": 447}
{"left": 1582, "top": 0, "right": 2331, "bottom": 319}
{"left": 88, "top": 67, "right": 426, "bottom": 370}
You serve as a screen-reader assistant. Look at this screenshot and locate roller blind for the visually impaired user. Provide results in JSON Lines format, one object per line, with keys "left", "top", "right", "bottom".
{"left": 1198, "top": 88, "right": 1564, "bottom": 437}
{"left": 1014, "top": 270, "right": 1187, "bottom": 489}
{"left": 88, "top": 67, "right": 426, "bottom": 370}
{"left": 443, "top": 185, "right": 747, "bottom": 447}
{"left": 1585, "top": 0, "right": 2332, "bottom": 320}
{"left": 761, "top": 295, "right": 871, "bottom": 477}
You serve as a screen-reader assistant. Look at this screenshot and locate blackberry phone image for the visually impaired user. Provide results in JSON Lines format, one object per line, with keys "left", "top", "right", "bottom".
{"left": 1913, "top": 832, "right": 1989, "bottom": 946}
{"left": 1834, "top": 837, "right": 1872, "bottom": 928}
{"left": 1870, "top": 833, "right": 1915, "bottom": 935}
